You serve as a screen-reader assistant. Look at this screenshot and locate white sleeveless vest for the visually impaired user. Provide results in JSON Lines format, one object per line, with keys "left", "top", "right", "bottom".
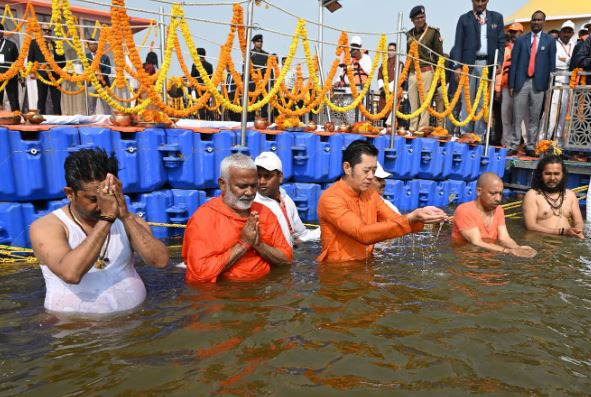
{"left": 40, "top": 209, "right": 146, "bottom": 315}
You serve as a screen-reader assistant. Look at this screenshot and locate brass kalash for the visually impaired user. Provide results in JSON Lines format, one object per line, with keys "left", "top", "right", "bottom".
{"left": 369, "top": 89, "right": 382, "bottom": 128}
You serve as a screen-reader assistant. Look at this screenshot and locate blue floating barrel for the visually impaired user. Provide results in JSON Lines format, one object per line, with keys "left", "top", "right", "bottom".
{"left": 281, "top": 184, "right": 295, "bottom": 199}
{"left": 477, "top": 146, "right": 507, "bottom": 178}
{"left": 0, "top": 128, "right": 16, "bottom": 200}
{"left": 438, "top": 180, "right": 466, "bottom": 207}
{"left": 282, "top": 183, "right": 321, "bottom": 222}
{"left": 391, "top": 137, "right": 421, "bottom": 180}
{"left": 22, "top": 199, "right": 69, "bottom": 247}
{"left": 206, "top": 189, "right": 222, "bottom": 200}
{"left": 44, "top": 127, "right": 81, "bottom": 200}
{"left": 164, "top": 129, "right": 233, "bottom": 189}
{"left": 231, "top": 129, "right": 259, "bottom": 157}
{"left": 79, "top": 127, "right": 167, "bottom": 193}
{"left": 127, "top": 189, "right": 207, "bottom": 239}
{"left": 399, "top": 180, "right": 420, "bottom": 213}
{"left": 166, "top": 189, "right": 207, "bottom": 237}
{"left": 383, "top": 179, "right": 404, "bottom": 210}
{"left": 0, "top": 127, "right": 80, "bottom": 201}
{"left": 415, "top": 179, "right": 438, "bottom": 207}
{"left": 292, "top": 132, "right": 344, "bottom": 183}
{"left": 416, "top": 138, "right": 446, "bottom": 180}
{"left": 0, "top": 203, "right": 26, "bottom": 247}
{"left": 126, "top": 190, "right": 172, "bottom": 240}
{"left": 445, "top": 142, "right": 481, "bottom": 181}
{"left": 463, "top": 181, "right": 477, "bottom": 202}
{"left": 380, "top": 135, "right": 401, "bottom": 175}
{"left": 367, "top": 134, "right": 392, "bottom": 167}
{"left": 263, "top": 131, "right": 295, "bottom": 181}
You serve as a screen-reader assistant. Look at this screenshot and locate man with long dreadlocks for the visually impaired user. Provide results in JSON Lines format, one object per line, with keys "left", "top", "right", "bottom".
{"left": 523, "top": 156, "right": 585, "bottom": 239}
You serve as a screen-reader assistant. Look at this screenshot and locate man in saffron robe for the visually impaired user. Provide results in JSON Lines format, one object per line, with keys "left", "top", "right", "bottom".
{"left": 183, "top": 154, "right": 292, "bottom": 283}
{"left": 317, "top": 140, "right": 448, "bottom": 263}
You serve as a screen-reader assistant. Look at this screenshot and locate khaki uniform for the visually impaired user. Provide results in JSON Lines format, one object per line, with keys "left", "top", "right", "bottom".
{"left": 406, "top": 26, "right": 443, "bottom": 131}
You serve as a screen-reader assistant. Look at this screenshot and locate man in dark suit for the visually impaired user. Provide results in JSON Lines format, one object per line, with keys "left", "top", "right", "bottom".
{"left": 27, "top": 23, "right": 66, "bottom": 115}
{"left": 191, "top": 47, "right": 214, "bottom": 119}
{"left": 0, "top": 23, "right": 21, "bottom": 111}
{"left": 451, "top": 0, "right": 505, "bottom": 137}
{"left": 86, "top": 38, "right": 111, "bottom": 115}
{"left": 248, "top": 34, "right": 270, "bottom": 120}
{"left": 508, "top": 10, "right": 556, "bottom": 157}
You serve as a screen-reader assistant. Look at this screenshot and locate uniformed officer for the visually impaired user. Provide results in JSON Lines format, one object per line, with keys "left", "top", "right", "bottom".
{"left": 0, "top": 23, "right": 20, "bottom": 111}
{"left": 406, "top": 5, "right": 443, "bottom": 132}
{"left": 249, "top": 34, "right": 270, "bottom": 119}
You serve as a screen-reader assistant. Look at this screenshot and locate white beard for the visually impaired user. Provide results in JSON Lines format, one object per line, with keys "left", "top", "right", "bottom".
{"left": 224, "top": 189, "right": 254, "bottom": 210}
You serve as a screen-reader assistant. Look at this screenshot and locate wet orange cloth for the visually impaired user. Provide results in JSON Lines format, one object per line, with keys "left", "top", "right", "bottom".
{"left": 452, "top": 201, "right": 506, "bottom": 243}
{"left": 183, "top": 197, "right": 292, "bottom": 283}
{"left": 317, "top": 179, "right": 424, "bottom": 263}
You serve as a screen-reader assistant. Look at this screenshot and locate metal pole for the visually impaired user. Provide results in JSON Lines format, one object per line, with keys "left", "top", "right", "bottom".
{"left": 240, "top": 0, "right": 255, "bottom": 147}
{"left": 389, "top": 11, "right": 403, "bottom": 149}
{"left": 315, "top": 44, "right": 331, "bottom": 123}
{"left": 267, "top": 69, "right": 272, "bottom": 123}
{"left": 159, "top": 7, "right": 167, "bottom": 103}
{"left": 318, "top": 1, "right": 324, "bottom": 73}
{"left": 80, "top": 27, "right": 89, "bottom": 115}
{"left": 484, "top": 49, "right": 499, "bottom": 156}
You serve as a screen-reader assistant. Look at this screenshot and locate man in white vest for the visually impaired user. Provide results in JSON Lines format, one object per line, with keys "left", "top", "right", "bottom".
{"left": 30, "top": 148, "right": 169, "bottom": 315}
{"left": 254, "top": 152, "right": 320, "bottom": 247}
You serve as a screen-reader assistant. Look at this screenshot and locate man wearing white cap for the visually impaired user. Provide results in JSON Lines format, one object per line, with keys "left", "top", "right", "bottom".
{"left": 372, "top": 162, "right": 400, "bottom": 214}
{"left": 335, "top": 35, "right": 371, "bottom": 90}
{"left": 548, "top": 20, "right": 576, "bottom": 138}
{"left": 254, "top": 152, "right": 320, "bottom": 247}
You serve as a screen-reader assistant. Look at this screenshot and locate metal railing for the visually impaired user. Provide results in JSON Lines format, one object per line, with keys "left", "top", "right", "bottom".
{"left": 541, "top": 70, "right": 591, "bottom": 151}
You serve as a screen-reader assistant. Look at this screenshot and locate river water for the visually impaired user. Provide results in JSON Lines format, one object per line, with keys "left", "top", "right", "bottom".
{"left": 1, "top": 221, "right": 591, "bottom": 396}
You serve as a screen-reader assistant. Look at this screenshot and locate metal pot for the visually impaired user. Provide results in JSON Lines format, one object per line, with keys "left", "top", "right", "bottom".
{"left": 337, "top": 122, "right": 350, "bottom": 133}
{"left": 254, "top": 117, "right": 268, "bottom": 130}
{"left": 28, "top": 114, "right": 45, "bottom": 124}
{"left": 110, "top": 112, "right": 133, "bottom": 127}
{"left": 323, "top": 121, "right": 335, "bottom": 132}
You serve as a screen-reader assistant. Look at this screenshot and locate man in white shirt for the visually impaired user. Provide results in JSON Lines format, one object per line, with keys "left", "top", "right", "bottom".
{"left": 548, "top": 20, "right": 576, "bottom": 139}
{"left": 334, "top": 35, "right": 371, "bottom": 90}
{"left": 372, "top": 162, "right": 400, "bottom": 214}
{"left": 254, "top": 152, "right": 320, "bottom": 247}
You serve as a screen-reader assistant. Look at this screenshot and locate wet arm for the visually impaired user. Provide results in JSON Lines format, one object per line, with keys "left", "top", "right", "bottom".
{"left": 121, "top": 214, "right": 169, "bottom": 268}
{"left": 321, "top": 196, "right": 414, "bottom": 245}
{"left": 30, "top": 218, "right": 112, "bottom": 284}
{"left": 253, "top": 242, "right": 291, "bottom": 266}
{"left": 460, "top": 227, "right": 511, "bottom": 253}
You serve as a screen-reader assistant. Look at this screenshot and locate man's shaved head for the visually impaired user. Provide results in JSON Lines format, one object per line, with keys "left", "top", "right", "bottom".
{"left": 477, "top": 172, "right": 502, "bottom": 188}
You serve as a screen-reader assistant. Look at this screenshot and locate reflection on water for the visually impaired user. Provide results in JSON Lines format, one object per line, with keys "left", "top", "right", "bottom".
{"left": 1, "top": 220, "right": 591, "bottom": 395}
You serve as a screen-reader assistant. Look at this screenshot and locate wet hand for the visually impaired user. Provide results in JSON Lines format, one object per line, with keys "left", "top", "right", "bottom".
{"left": 566, "top": 227, "right": 584, "bottom": 240}
{"left": 408, "top": 206, "right": 449, "bottom": 224}
{"left": 240, "top": 212, "right": 258, "bottom": 247}
{"left": 109, "top": 174, "right": 130, "bottom": 219}
{"left": 509, "top": 246, "right": 537, "bottom": 258}
{"left": 96, "top": 177, "right": 119, "bottom": 219}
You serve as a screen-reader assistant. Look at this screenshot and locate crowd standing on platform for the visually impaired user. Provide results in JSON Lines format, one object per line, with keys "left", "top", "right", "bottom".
{"left": 0, "top": 1, "right": 589, "bottom": 155}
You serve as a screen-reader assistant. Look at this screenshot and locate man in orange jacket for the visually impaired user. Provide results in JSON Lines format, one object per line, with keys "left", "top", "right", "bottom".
{"left": 317, "top": 140, "right": 448, "bottom": 263}
{"left": 182, "top": 154, "right": 292, "bottom": 283}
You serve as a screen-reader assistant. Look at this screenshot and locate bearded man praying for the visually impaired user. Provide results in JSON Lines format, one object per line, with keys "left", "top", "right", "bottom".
{"left": 182, "top": 154, "right": 292, "bottom": 283}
